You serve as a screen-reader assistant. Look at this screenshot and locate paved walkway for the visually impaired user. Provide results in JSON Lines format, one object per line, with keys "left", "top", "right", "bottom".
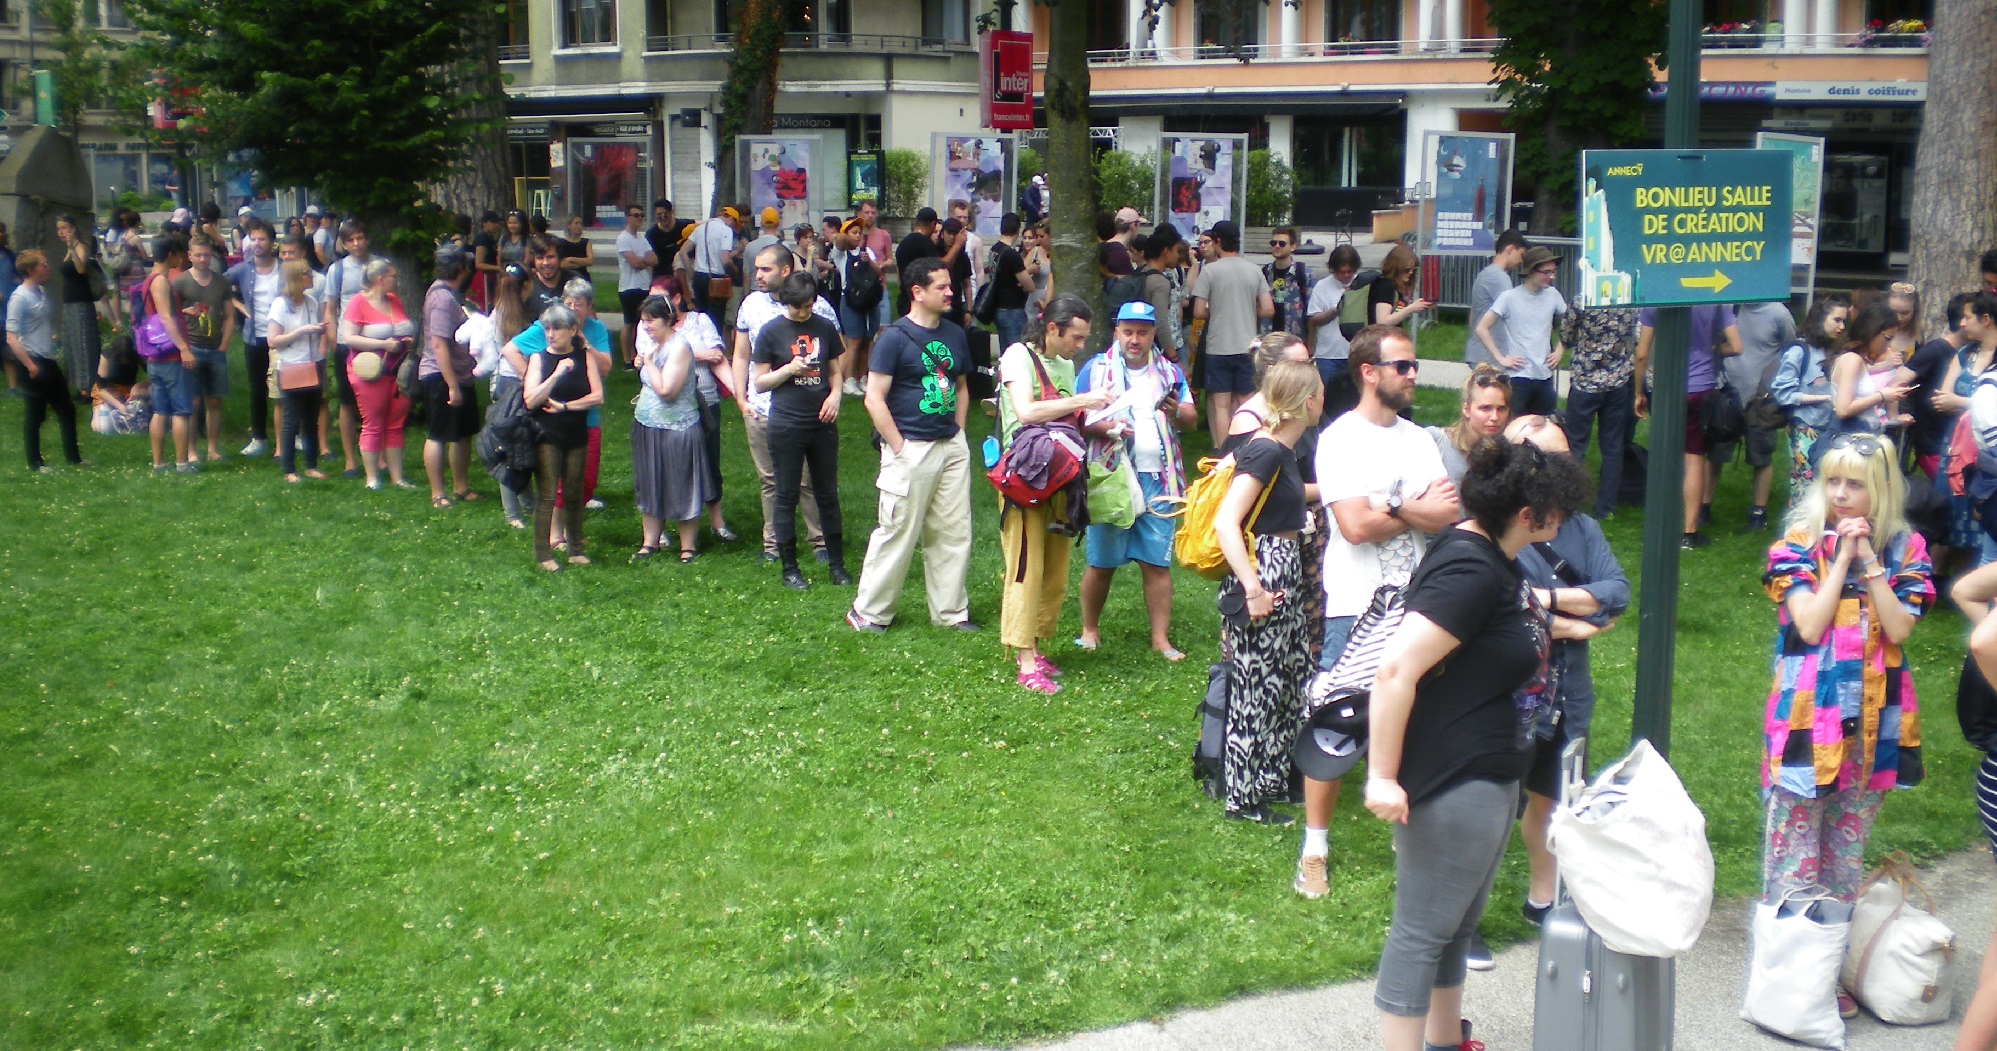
{"left": 960, "top": 850, "right": 1995, "bottom": 1051}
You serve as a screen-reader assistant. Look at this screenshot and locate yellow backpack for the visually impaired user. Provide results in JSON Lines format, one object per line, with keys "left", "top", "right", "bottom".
{"left": 1172, "top": 454, "right": 1276, "bottom": 581}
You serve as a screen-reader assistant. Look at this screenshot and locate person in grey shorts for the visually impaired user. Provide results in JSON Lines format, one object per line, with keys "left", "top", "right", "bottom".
{"left": 1362, "top": 435, "right": 1591, "bottom": 1051}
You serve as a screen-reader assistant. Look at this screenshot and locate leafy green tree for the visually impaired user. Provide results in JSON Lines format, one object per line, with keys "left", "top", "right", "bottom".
{"left": 1246, "top": 148, "right": 1295, "bottom": 226}
{"left": 713, "top": 0, "right": 787, "bottom": 212}
{"left": 32, "top": 0, "right": 113, "bottom": 133}
{"left": 1488, "top": 0, "right": 1667, "bottom": 233}
{"left": 1094, "top": 149, "right": 1155, "bottom": 214}
{"left": 119, "top": 0, "right": 507, "bottom": 292}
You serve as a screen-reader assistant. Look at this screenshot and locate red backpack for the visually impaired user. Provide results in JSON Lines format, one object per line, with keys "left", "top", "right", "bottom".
{"left": 986, "top": 352, "right": 1082, "bottom": 508}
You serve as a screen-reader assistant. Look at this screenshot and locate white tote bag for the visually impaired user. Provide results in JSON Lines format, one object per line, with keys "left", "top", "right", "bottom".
{"left": 1742, "top": 887, "right": 1853, "bottom": 1048}
{"left": 1841, "top": 855, "right": 1957, "bottom": 1026}
{"left": 1545, "top": 739, "right": 1714, "bottom": 957}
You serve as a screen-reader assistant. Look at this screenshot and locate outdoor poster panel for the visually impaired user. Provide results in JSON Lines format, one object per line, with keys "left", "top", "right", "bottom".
{"left": 1420, "top": 131, "right": 1513, "bottom": 254}
{"left": 1156, "top": 134, "right": 1249, "bottom": 240}
{"left": 848, "top": 150, "right": 882, "bottom": 209}
{"left": 570, "top": 140, "right": 647, "bottom": 228}
{"left": 1753, "top": 131, "right": 1826, "bottom": 301}
{"left": 930, "top": 133, "right": 1014, "bottom": 240}
{"left": 739, "top": 135, "right": 823, "bottom": 230}
{"left": 1576, "top": 148, "right": 1792, "bottom": 308}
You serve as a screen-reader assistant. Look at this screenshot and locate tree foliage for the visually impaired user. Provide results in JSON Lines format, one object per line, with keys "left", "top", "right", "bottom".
{"left": 1094, "top": 149, "right": 1154, "bottom": 214}
{"left": 33, "top": 0, "right": 114, "bottom": 134}
{"left": 1488, "top": 0, "right": 1667, "bottom": 232}
{"left": 119, "top": 0, "right": 505, "bottom": 254}
{"left": 713, "top": 0, "right": 787, "bottom": 212}
{"left": 1246, "top": 148, "right": 1294, "bottom": 226}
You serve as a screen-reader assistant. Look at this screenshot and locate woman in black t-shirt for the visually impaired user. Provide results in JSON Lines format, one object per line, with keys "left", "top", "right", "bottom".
{"left": 523, "top": 305, "right": 605, "bottom": 572}
{"left": 1211, "top": 359, "right": 1324, "bottom": 824}
{"left": 1363, "top": 435, "right": 1590, "bottom": 1051}
{"left": 556, "top": 214, "right": 594, "bottom": 277}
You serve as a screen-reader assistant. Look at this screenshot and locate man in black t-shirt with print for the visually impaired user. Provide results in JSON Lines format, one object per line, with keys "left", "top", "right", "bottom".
{"left": 894, "top": 207, "right": 942, "bottom": 317}
{"left": 751, "top": 271, "right": 849, "bottom": 591}
{"left": 847, "top": 257, "right": 976, "bottom": 634}
{"left": 645, "top": 198, "right": 692, "bottom": 285}
{"left": 988, "top": 212, "right": 1033, "bottom": 350}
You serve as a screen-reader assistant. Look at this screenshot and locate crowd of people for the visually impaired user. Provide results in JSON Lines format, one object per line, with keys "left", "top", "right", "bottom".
{"left": 14, "top": 187, "right": 1997, "bottom": 1048}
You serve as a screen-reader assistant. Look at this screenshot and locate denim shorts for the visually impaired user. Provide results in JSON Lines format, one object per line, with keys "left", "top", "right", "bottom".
{"left": 1084, "top": 472, "right": 1178, "bottom": 569}
{"left": 837, "top": 299, "right": 879, "bottom": 343}
{"left": 147, "top": 358, "right": 196, "bottom": 417}
{"left": 190, "top": 346, "right": 230, "bottom": 399}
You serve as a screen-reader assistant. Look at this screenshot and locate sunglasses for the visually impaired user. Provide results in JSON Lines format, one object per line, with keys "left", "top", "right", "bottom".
{"left": 1823, "top": 432, "right": 1884, "bottom": 459}
{"left": 1375, "top": 359, "right": 1420, "bottom": 376}
{"left": 1270, "top": 240, "right": 1291, "bottom": 248}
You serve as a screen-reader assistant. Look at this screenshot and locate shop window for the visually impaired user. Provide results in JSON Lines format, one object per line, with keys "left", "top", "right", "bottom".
{"left": 568, "top": 138, "right": 654, "bottom": 228}
{"left": 1197, "top": 0, "right": 1261, "bottom": 52}
{"left": 1353, "top": 122, "right": 1404, "bottom": 188}
{"left": 1326, "top": 0, "right": 1397, "bottom": 44}
{"left": 561, "top": 0, "right": 617, "bottom": 46}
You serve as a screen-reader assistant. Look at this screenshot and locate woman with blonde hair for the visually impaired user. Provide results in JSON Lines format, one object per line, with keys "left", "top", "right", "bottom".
{"left": 1370, "top": 243, "right": 1434, "bottom": 330}
{"left": 1212, "top": 358, "right": 1326, "bottom": 824}
{"left": 266, "top": 258, "right": 327, "bottom": 482}
{"left": 1428, "top": 364, "right": 1513, "bottom": 490}
{"left": 1761, "top": 431, "right": 1933, "bottom": 1014}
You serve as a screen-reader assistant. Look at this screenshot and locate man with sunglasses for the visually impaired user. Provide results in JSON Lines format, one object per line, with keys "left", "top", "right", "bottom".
{"left": 615, "top": 205, "right": 658, "bottom": 367}
{"left": 1296, "top": 324, "right": 1459, "bottom": 902}
{"left": 1473, "top": 245, "right": 1567, "bottom": 417}
{"left": 1262, "top": 226, "right": 1313, "bottom": 340}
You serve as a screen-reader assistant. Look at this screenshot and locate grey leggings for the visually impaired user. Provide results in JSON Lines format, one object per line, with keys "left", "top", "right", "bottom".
{"left": 1374, "top": 777, "right": 1517, "bottom": 1017}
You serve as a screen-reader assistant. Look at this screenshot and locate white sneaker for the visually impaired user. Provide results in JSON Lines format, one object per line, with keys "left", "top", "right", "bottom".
{"left": 842, "top": 379, "right": 864, "bottom": 397}
{"left": 584, "top": 498, "right": 605, "bottom": 511}
{"left": 241, "top": 438, "right": 270, "bottom": 457}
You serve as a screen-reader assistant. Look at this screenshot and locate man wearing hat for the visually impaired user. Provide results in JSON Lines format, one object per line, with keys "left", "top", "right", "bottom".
{"left": 690, "top": 204, "right": 744, "bottom": 329}
{"left": 743, "top": 207, "right": 783, "bottom": 271}
{"left": 1074, "top": 299, "right": 1198, "bottom": 660}
{"left": 1471, "top": 244, "right": 1568, "bottom": 417}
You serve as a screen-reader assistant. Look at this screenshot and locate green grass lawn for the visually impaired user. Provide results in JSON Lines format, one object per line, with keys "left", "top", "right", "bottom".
{"left": 0, "top": 371, "right": 1981, "bottom": 1049}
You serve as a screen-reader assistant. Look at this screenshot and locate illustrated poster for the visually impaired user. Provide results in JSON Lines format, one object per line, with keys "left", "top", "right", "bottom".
{"left": 930, "top": 134, "right": 1013, "bottom": 239}
{"left": 1421, "top": 132, "right": 1514, "bottom": 254}
{"left": 742, "top": 137, "right": 816, "bottom": 230}
{"left": 1158, "top": 135, "right": 1246, "bottom": 239}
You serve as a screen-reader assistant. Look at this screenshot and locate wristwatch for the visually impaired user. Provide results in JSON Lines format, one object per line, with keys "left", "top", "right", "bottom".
{"left": 1385, "top": 491, "right": 1404, "bottom": 518}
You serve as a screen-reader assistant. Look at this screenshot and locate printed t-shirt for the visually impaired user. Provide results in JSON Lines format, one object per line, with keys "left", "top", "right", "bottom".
{"left": 751, "top": 313, "right": 844, "bottom": 428}
{"left": 871, "top": 316, "right": 968, "bottom": 441}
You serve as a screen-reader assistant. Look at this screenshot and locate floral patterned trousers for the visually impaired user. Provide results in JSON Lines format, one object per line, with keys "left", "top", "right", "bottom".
{"left": 1762, "top": 785, "right": 1884, "bottom": 902}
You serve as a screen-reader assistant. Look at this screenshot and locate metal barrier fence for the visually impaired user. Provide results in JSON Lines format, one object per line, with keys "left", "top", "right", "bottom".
{"left": 1426, "top": 237, "right": 1582, "bottom": 312}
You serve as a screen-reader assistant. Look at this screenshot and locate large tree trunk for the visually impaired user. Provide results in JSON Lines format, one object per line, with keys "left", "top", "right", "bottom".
{"left": 713, "top": 0, "right": 785, "bottom": 213}
{"left": 1044, "top": 0, "right": 1101, "bottom": 329}
{"left": 429, "top": 11, "right": 515, "bottom": 218}
{"left": 1908, "top": 0, "right": 1997, "bottom": 335}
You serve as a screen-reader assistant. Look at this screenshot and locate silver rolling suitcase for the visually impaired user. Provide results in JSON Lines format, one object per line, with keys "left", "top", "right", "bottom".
{"left": 1532, "top": 738, "right": 1675, "bottom": 1051}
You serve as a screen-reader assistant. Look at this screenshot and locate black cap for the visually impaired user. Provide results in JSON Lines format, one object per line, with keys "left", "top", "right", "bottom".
{"left": 1207, "top": 220, "right": 1240, "bottom": 241}
{"left": 941, "top": 217, "right": 964, "bottom": 235}
{"left": 914, "top": 207, "right": 939, "bottom": 223}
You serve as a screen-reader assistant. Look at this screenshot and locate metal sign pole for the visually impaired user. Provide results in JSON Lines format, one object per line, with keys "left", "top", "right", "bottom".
{"left": 1630, "top": 0, "right": 1704, "bottom": 762}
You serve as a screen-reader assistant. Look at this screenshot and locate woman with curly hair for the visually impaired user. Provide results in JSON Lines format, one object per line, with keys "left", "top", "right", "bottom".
{"left": 1363, "top": 434, "right": 1591, "bottom": 1051}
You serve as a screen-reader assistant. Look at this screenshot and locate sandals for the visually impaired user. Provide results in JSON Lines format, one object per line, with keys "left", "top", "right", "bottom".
{"left": 1072, "top": 636, "right": 1100, "bottom": 651}
{"left": 1035, "top": 654, "right": 1063, "bottom": 679}
{"left": 1017, "top": 668, "right": 1061, "bottom": 695}
{"left": 453, "top": 490, "right": 484, "bottom": 503}
{"left": 302, "top": 470, "right": 328, "bottom": 480}
{"left": 680, "top": 549, "right": 698, "bottom": 564}
{"left": 711, "top": 524, "right": 739, "bottom": 543}
{"left": 1157, "top": 647, "right": 1187, "bottom": 663}
{"left": 431, "top": 496, "right": 454, "bottom": 509}
{"left": 632, "top": 545, "right": 660, "bottom": 561}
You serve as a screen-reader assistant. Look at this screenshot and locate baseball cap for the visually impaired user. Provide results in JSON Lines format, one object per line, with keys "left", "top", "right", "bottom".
{"left": 1291, "top": 677, "right": 1370, "bottom": 781}
{"left": 304, "top": 204, "right": 324, "bottom": 217}
{"left": 1114, "top": 301, "right": 1157, "bottom": 325}
{"left": 760, "top": 206, "right": 779, "bottom": 228}
{"left": 914, "top": 206, "right": 939, "bottom": 223}
{"left": 1114, "top": 206, "right": 1146, "bottom": 228}
{"left": 940, "top": 217, "right": 964, "bottom": 235}
{"left": 720, "top": 206, "right": 742, "bottom": 222}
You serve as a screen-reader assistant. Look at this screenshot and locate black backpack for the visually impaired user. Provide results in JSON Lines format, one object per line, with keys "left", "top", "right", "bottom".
{"left": 1193, "top": 662, "right": 1227, "bottom": 798}
{"left": 1104, "top": 266, "right": 1157, "bottom": 322}
{"left": 844, "top": 251, "right": 884, "bottom": 313}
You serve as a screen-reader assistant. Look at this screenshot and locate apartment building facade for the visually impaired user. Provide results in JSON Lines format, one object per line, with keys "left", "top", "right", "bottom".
{"left": 1033, "top": 0, "right": 1929, "bottom": 271}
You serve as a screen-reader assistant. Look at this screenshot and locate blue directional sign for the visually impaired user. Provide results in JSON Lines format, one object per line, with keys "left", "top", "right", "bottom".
{"left": 1576, "top": 149, "right": 1793, "bottom": 307}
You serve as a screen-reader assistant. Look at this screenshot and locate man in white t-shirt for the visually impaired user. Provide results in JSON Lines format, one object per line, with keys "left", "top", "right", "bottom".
{"left": 614, "top": 204, "right": 656, "bottom": 366}
{"left": 1295, "top": 324, "right": 1459, "bottom": 902}
{"left": 1473, "top": 245, "right": 1567, "bottom": 416}
{"left": 732, "top": 242, "right": 836, "bottom": 561}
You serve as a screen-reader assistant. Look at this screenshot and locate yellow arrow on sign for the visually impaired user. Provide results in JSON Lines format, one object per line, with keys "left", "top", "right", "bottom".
{"left": 1679, "top": 270, "right": 1732, "bottom": 294}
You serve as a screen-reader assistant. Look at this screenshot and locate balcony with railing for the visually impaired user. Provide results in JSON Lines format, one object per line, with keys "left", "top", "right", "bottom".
{"left": 1075, "top": 29, "right": 1921, "bottom": 67}
{"left": 642, "top": 30, "right": 975, "bottom": 54}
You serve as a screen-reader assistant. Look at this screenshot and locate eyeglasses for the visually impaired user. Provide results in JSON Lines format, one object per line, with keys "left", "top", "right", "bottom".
{"left": 1377, "top": 359, "right": 1420, "bottom": 376}
{"left": 1823, "top": 432, "right": 1885, "bottom": 459}
{"left": 1269, "top": 240, "right": 1291, "bottom": 248}
{"left": 1534, "top": 267, "right": 1558, "bottom": 276}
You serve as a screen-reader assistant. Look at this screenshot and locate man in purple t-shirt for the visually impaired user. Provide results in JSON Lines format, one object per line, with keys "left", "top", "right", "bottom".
{"left": 1632, "top": 303, "right": 1741, "bottom": 548}
{"left": 420, "top": 245, "right": 478, "bottom": 506}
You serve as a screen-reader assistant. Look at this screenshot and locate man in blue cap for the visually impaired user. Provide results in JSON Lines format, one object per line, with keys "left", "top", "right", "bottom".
{"left": 1075, "top": 300, "right": 1199, "bottom": 659}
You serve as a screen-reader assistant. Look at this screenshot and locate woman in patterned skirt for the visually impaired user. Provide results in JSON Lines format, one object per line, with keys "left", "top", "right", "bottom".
{"left": 1211, "top": 360, "right": 1324, "bottom": 824}
{"left": 629, "top": 295, "right": 714, "bottom": 562}
{"left": 1761, "top": 431, "right": 1933, "bottom": 1018}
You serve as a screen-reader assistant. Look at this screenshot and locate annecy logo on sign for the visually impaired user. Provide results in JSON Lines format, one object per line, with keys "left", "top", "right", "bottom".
{"left": 1577, "top": 148, "right": 1790, "bottom": 307}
